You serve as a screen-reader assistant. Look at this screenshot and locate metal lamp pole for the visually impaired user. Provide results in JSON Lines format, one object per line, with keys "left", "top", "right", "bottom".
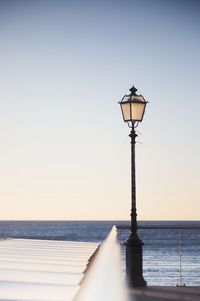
{"left": 119, "top": 85, "right": 147, "bottom": 287}
{"left": 124, "top": 125, "right": 146, "bottom": 287}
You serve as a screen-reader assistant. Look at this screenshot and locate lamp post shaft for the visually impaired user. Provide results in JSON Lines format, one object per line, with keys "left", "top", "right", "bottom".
{"left": 130, "top": 127, "right": 137, "bottom": 235}
{"left": 124, "top": 126, "right": 146, "bottom": 287}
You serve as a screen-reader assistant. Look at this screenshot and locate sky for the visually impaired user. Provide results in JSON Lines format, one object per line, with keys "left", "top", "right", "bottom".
{"left": 0, "top": 0, "right": 199, "bottom": 220}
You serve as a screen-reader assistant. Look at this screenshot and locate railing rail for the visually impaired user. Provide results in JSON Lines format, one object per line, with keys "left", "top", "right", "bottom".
{"left": 117, "top": 225, "right": 200, "bottom": 229}
{"left": 74, "top": 226, "right": 129, "bottom": 301}
{"left": 116, "top": 224, "right": 200, "bottom": 287}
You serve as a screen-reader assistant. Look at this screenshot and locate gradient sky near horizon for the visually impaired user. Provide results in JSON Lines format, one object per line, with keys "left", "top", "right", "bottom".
{"left": 0, "top": 0, "right": 199, "bottom": 220}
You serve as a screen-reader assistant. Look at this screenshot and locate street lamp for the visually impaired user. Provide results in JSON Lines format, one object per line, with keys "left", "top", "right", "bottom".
{"left": 119, "top": 85, "right": 148, "bottom": 287}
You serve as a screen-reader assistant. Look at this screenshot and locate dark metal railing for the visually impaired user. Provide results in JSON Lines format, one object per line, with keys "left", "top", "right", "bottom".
{"left": 116, "top": 224, "right": 200, "bottom": 286}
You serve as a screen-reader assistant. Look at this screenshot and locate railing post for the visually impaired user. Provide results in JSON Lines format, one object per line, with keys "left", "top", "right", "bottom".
{"left": 179, "top": 229, "right": 183, "bottom": 286}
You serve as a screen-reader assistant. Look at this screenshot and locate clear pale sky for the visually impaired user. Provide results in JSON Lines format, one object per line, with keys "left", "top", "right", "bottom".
{"left": 0, "top": 0, "right": 199, "bottom": 220}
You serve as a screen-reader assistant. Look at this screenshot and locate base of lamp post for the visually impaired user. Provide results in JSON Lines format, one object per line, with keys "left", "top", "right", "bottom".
{"left": 124, "top": 233, "right": 147, "bottom": 287}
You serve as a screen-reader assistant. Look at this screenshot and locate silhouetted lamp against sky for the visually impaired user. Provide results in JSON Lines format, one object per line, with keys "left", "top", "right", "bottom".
{"left": 119, "top": 85, "right": 148, "bottom": 287}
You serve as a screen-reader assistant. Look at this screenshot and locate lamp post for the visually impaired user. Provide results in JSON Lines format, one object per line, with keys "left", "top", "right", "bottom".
{"left": 119, "top": 85, "right": 148, "bottom": 287}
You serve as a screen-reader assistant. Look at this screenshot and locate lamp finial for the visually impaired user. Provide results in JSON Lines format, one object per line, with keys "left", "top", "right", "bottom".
{"left": 129, "top": 85, "right": 138, "bottom": 96}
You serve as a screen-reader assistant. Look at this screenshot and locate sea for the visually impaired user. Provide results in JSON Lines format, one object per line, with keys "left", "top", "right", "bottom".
{"left": 0, "top": 220, "right": 199, "bottom": 286}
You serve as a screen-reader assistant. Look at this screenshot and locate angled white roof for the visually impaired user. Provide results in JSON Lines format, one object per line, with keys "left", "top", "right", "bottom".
{"left": 0, "top": 238, "right": 99, "bottom": 301}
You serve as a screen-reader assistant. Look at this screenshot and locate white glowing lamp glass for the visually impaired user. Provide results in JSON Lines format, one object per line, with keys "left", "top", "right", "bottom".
{"left": 120, "top": 95, "right": 147, "bottom": 122}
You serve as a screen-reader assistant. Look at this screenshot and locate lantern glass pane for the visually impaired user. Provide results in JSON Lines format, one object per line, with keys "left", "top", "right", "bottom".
{"left": 131, "top": 102, "right": 145, "bottom": 121}
{"left": 121, "top": 102, "right": 131, "bottom": 121}
{"left": 131, "top": 95, "right": 145, "bottom": 102}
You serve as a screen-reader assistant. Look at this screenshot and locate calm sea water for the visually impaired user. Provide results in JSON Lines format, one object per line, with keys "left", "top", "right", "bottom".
{"left": 0, "top": 220, "right": 199, "bottom": 286}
